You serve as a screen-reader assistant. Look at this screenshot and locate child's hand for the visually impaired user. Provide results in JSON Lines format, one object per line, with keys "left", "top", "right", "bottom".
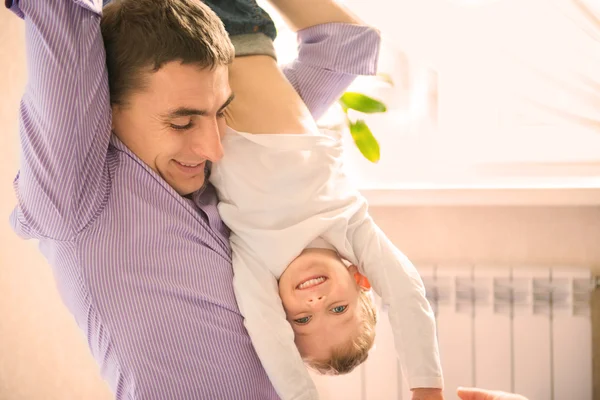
{"left": 411, "top": 388, "right": 444, "bottom": 400}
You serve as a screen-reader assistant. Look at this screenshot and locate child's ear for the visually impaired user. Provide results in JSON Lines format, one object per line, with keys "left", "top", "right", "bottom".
{"left": 349, "top": 265, "right": 371, "bottom": 290}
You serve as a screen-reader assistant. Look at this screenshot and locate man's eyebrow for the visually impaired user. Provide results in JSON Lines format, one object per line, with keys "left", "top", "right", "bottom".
{"left": 162, "top": 93, "right": 235, "bottom": 119}
{"left": 219, "top": 93, "right": 235, "bottom": 112}
{"left": 162, "top": 107, "right": 207, "bottom": 119}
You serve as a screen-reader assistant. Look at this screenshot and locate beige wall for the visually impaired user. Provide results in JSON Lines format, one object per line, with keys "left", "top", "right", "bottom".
{"left": 0, "top": 11, "right": 112, "bottom": 400}
{"left": 369, "top": 206, "right": 600, "bottom": 270}
{"left": 1, "top": 10, "right": 599, "bottom": 400}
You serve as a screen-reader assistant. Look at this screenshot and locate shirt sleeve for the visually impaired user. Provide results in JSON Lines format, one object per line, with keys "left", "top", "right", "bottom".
{"left": 282, "top": 23, "right": 381, "bottom": 121}
{"left": 345, "top": 204, "right": 444, "bottom": 389}
{"left": 7, "top": 0, "right": 111, "bottom": 240}
{"left": 230, "top": 240, "right": 320, "bottom": 400}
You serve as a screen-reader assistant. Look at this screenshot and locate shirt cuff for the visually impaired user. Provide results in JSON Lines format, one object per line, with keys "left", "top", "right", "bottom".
{"left": 297, "top": 23, "right": 381, "bottom": 76}
{"left": 5, "top": 0, "right": 102, "bottom": 18}
{"left": 5, "top": 0, "right": 24, "bottom": 18}
{"left": 409, "top": 376, "right": 445, "bottom": 390}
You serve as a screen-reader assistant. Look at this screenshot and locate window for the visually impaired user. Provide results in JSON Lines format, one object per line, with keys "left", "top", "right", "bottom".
{"left": 259, "top": 0, "right": 600, "bottom": 192}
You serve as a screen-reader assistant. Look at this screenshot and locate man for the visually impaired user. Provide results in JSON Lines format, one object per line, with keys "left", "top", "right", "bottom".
{"left": 5, "top": 0, "right": 379, "bottom": 398}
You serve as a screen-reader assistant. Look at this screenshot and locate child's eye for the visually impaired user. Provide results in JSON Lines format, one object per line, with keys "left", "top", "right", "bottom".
{"left": 293, "top": 316, "right": 312, "bottom": 325}
{"left": 331, "top": 305, "right": 347, "bottom": 314}
{"left": 217, "top": 111, "right": 226, "bottom": 119}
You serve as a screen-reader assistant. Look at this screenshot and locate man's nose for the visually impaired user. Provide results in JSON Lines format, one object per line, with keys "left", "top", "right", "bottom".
{"left": 190, "top": 121, "right": 224, "bottom": 162}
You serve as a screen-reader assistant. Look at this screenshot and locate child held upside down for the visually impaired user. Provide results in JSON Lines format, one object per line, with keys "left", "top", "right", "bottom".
{"left": 203, "top": 0, "right": 444, "bottom": 399}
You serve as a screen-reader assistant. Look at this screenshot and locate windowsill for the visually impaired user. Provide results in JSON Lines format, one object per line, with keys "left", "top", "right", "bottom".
{"left": 360, "top": 185, "right": 600, "bottom": 206}
{"left": 343, "top": 131, "right": 600, "bottom": 206}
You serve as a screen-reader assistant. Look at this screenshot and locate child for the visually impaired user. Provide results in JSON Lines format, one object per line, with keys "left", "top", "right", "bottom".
{"left": 206, "top": 1, "right": 444, "bottom": 399}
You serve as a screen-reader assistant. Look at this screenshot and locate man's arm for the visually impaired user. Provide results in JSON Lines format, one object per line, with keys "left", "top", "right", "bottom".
{"left": 7, "top": 0, "right": 111, "bottom": 240}
{"left": 267, "top": 0, "right": 359, "bottom": 31}
{"left": 457, "top": 387, "right": 529, "bottom": 400}
{"left": 272, "top": 0, "right": 381, "bottom": 120}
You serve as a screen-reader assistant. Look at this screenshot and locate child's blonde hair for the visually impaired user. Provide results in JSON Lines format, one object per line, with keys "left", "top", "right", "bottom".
{"left": 306, "top": 290, "right": 377, "bottom": 375}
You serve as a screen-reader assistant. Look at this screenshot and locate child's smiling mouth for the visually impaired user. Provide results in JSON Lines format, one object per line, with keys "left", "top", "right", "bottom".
{"left": 296, "top": 276, "right": 328, "bottom": 290}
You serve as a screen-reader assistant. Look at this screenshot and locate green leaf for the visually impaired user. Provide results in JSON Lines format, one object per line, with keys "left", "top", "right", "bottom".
{"left": 339, "top": 92, "right": 387, "bottom": 114}
{"left": 376, "top": 73, "right": 394, "bottom": 86}
{"left": 349, "top": 120, "right": 380, "bottom": 163}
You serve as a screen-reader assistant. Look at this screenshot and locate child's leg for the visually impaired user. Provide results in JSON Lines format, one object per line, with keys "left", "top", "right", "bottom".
{"left": 225, "top": 55, "right": 318, "bottom": 135}
{"left": 202, "top": 0, "right": 317, "bottom": 134}
{"left": 202, "top": 0, "right": 278, "bottom": 60}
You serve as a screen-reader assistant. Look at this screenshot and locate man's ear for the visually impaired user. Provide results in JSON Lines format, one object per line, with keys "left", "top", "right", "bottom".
{"left": 349, "top": 264, "right": 371, "bottom": 290}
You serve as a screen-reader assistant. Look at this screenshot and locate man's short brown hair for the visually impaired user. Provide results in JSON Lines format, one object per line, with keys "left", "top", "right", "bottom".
{"left": 306, "top": 290, "right": 378, "bottom": 375}
{"left": 101, "top": 0, "right": 235, "bottom": 106}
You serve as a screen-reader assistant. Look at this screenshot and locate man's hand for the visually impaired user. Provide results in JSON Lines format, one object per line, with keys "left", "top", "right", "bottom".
{"left": 457, "top": 387, "right": 529, "bottom": 400}
{"left": 411, "top": 388, "right": 444, "bottom": 400}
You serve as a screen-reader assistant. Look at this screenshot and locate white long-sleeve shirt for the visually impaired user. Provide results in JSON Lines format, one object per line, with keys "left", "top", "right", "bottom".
{"left": 210, "top": 126, "right": 443, "bottom": 400}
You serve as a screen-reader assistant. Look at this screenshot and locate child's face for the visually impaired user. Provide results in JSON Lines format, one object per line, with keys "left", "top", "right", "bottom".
{"left": 278, "top": 248, "right": 362, "bottom": 360}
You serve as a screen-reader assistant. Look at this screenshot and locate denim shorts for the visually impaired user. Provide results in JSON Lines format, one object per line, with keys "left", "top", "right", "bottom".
{"left": 103, "top": 0, "right": 277, "bottom": 56}
{"left": 202, "top": 0, "right": 277, "bottom": 41}
{"left": 102, "top": 0, "right": 276, "bottom": 39}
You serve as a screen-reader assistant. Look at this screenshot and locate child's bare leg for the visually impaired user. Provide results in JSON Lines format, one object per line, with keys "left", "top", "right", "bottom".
{"left": 225, "top": 55, "right": 318, "bottom": 135}
{"left": 214, "top": 0, "right": 360, "bottom": 135}
{"left": 197, "top": 1, "right": 312, "bottom": 133}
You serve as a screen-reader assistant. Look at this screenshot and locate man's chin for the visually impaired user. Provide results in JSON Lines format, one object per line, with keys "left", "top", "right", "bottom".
{"left": 171, "top": 178, "right": 206, "bottom": 197}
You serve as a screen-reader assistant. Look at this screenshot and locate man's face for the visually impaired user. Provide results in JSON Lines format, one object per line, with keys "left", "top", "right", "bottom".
{"left": 112, "top": 61, "right": 233, "bottom": 196}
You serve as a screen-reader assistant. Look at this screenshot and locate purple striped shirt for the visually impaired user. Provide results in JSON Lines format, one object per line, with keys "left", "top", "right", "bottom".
{"left": 5, "top": 0, "right": 380, "bottom": 398}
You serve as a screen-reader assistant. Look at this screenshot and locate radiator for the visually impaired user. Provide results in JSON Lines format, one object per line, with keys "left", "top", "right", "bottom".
{"left": 309, "top": 266, "right": 594, "bottom": 400}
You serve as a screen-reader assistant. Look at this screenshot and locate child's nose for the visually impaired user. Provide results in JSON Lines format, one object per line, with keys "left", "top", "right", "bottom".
{"left": 307, "top": 295, "right": 325, "bottom": 306}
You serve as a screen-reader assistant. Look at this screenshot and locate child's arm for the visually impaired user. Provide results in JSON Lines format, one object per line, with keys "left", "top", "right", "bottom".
{"left": 229, "top": 241, "right": 319, "bottom": 400}
{"left": 345, "top": 202, "right": 444, "bottom": 398}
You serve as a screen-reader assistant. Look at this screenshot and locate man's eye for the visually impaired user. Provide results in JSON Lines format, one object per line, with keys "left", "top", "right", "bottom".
{"left": 293, "top": 316, "right": 312, "bottom": 325}
{"left": 217, "top": 111, "right": 226, "bottom": 119}
{"left": 170, "top": 122, "right": 193, "bottom": 130}
{"left": 331, "top": 305, "right": 347, "bottom": 314}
